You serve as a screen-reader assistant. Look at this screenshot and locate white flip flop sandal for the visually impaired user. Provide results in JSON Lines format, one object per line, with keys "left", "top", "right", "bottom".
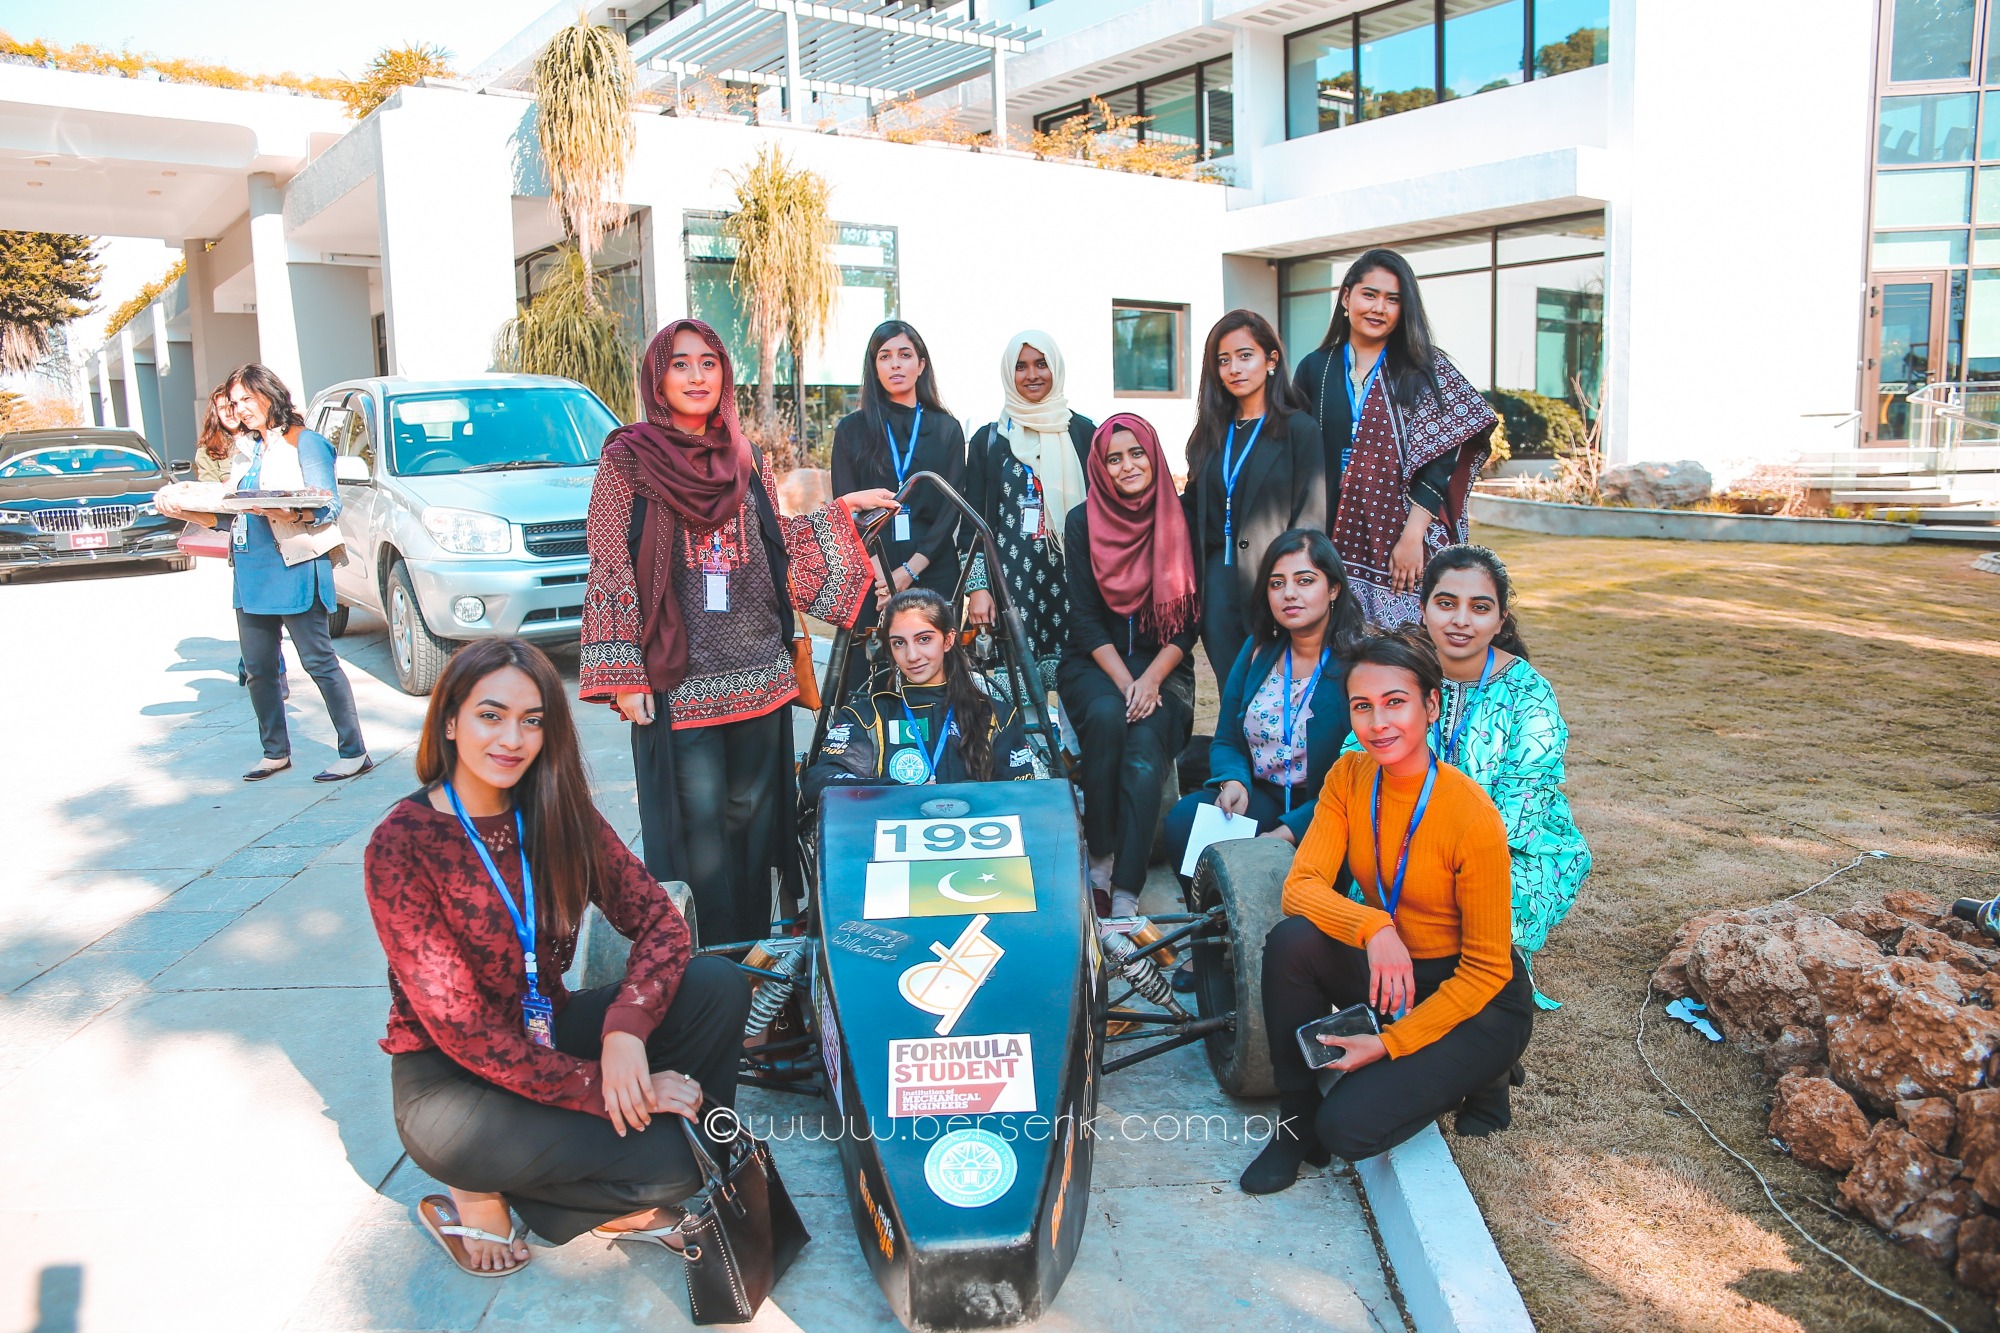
{"left": 416, "top": 1194, "right": 530, "bottom": 1277}
{"left": 592, "top": 1214, "right": 690, "bottom": 1253}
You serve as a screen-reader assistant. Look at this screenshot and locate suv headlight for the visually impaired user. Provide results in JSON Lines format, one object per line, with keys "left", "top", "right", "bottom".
{"left": 422, "top": 507, "right": 513, "bottom": 554}
{"left": 136, "top": 501, "right": 159, "bottom": 517}
{"left": 0, "top": 509, "right": 32, "bottom": 526}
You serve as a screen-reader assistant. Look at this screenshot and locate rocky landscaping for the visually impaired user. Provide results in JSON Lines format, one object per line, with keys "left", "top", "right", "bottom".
{"left": 1655, "top": 889, "right": 2000, "bottom": 1302}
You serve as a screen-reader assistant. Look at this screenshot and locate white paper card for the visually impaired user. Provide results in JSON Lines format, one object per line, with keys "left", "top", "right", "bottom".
{"left": 704, "top": 571, "right": 729, "bottom": 611}
{"left": 894, "top": 512, "right": 912, "bottom": 542}
{"left": 1179, "top": 803, "right": 1258, "bottom": 876}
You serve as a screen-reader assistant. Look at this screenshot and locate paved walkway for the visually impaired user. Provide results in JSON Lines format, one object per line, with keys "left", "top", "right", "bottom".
{"left": 1, "top": 560, "right": 1401, "bottom": 1333}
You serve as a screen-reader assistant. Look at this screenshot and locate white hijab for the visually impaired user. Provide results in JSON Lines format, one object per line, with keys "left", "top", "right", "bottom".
{"left": 997, "top": 330, "right": 1085, "bottom": 527}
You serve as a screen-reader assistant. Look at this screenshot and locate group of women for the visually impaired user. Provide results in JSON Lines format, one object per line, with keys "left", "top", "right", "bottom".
{"left": 358, "top": 246, "right": 1595, "bottom": 1277}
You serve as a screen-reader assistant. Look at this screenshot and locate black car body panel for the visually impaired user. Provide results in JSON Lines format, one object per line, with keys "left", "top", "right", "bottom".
{"left": 0, "top": 429, "right": 186, "bottom": 576}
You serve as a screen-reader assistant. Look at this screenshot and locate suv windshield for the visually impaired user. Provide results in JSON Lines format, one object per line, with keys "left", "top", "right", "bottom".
{"left": 0, "top": 445, "right": 161, "bottom": 480}
{"left": 386, "top": 388, "right": 615, "bottom": 477}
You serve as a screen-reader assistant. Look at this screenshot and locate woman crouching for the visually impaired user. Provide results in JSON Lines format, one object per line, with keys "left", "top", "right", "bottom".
{"left": 364, "top": 637, "right": 749, "bottom": 1274}
{"left": 1242, "top": 631, "right": 1533, "bottom": 1195}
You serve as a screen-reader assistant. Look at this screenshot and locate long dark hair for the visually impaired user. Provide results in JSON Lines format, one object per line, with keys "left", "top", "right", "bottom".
{"left": 225, "top": 362, "right": 307, "bottom": 433}
{"left": 858, "top": 320, "right": 950, "bottom": 477}
{"left": 1345, "top": 627, "right": 1444, "bottom": 710}
{"left": 1316, "top": 248, "right": 1441, "bottom": 410}
{"left": 878, "top": 587, "right": 996, "bottom": 781}
{"left": 415, "top": 638, "right": 608, "bottom": 940}
{"left": 1246, "top": 527, "right": 1366, "bottom": 649}
{"left": 1421, "top": 544, "right": 1530, "bottom": 661}
{"left": 199, "top": 389, "right": 236, "bottom": 460}
{"left": 1187, "top": 309, "right": 1304, "bottom": 477}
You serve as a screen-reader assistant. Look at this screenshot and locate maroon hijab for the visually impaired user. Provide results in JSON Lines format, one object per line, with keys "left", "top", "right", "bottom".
{"left": 605, "top": 319, "right": 758, "bottom": 692}
{"left": 1084, "top": 413, "right": 1197, "bottom": 642}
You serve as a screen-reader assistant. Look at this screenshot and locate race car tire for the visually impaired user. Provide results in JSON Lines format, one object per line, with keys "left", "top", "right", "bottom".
{"left": 1189, "top": 838, "right": 1291, "bottom": 1098}
{"left": 578, "top": 881, "right": 697, "bottom": 987}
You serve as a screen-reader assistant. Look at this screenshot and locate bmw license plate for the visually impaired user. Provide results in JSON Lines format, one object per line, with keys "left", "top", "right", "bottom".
{"left": 66, "top": 531, "right": 109, "bottom": 551}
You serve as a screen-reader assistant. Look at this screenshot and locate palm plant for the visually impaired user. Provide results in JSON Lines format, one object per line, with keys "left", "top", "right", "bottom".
{"left": 533, "top": 20, "right": 637, "bottom": 296}
{"left": 721, "top": 145, "right": 838, "bottom": 464}
{"left": 494, "top": 247, "right": 636, "bottom": 421}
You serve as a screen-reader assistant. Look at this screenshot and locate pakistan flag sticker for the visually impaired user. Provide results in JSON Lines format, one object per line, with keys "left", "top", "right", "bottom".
{"left": 863, "top": 856, "right": 1037, "bottom": 920}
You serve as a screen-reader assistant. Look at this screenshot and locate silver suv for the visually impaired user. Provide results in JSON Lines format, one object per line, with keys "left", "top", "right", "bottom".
{"left": 304, "top": 375, "right": 617, "bottom": 694}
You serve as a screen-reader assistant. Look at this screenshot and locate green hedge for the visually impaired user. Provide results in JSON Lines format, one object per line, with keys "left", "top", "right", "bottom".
{"left": 1484, "top": 389, "right": 1587, "bottom": 460}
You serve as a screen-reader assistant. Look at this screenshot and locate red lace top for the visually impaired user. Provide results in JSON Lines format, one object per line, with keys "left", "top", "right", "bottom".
{"left": 363, "top": 791, "right": 691, "bottom": 1118}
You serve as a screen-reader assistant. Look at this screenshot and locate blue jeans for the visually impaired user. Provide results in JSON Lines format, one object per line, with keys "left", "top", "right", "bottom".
{"left": 236, "top": 605, "right": 364, "bottom": 760}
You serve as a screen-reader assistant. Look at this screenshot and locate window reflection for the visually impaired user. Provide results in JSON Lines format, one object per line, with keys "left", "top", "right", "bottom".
{"left": 1360, "top": 1, "right": 1438, "bottom": 119}
{"left": 1287, "top": 21, "right": 1357, "bottom": 138}
{"left": 1880, "top": 92, "right": 1979, "bottom": 162}
{"left": 1890, "top": 0, "right": 1977, "bottom": 82}
{"left": 1876, "top": 167, "right": 1974, "bottom": 225}
{"left": 1872, "top": 229, "right": 1970, "bottom": 265}
{"left": 1444, "top": 0, "right": 1526, "bottom": 98}
{"left": 1532, "top": 0, "right": 1609, "bottom": 75}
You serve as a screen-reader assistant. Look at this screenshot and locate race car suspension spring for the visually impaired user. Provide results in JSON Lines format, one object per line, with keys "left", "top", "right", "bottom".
{"left": 1100, "top": 924, "right": 1187, "bottom": 1016}
{"left": 742, "top": 937, "right": 810, "bottom": 1038}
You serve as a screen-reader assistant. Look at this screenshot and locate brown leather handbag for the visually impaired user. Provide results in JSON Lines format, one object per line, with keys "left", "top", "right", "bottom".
{"left": 789, "top": 615, "right": 821, "bottom": 712}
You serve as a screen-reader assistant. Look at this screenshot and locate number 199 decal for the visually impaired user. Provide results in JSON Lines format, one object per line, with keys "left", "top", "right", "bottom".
{"left": 873, "top": 815, "right": 1023, "bottom": 862}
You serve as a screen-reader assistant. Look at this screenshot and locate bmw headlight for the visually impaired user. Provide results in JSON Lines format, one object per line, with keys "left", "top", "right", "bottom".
{"left": 0, "top": 509, "right": 32, "bottom": 526}
{"left": 136, "top": 501, "right": 159, "bottom": 517}
{"left": 422, "top": 507, "right": 513, "bottom": 554}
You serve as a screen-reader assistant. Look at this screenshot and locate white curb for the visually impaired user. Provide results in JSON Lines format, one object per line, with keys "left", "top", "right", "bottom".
{"left": 1355, "top": 1124, "right": 1535, "bottom": 1333}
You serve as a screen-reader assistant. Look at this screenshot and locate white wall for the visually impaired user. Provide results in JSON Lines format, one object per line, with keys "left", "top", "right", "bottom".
{"left": 1604, "top": 0, "right": 1874, "bottom": 471}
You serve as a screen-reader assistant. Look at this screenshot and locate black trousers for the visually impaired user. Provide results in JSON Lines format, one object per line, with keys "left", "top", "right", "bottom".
{"left": 633, "top": 704, "right": 788, "bottom": 947}
{"left": 1060, "top": 657, "right": 1190, "bottom": 893}
{"left": 1262, "top": 916, "right": 1535, "bottom": 1162}
{"left": 1200, "top": 550, "right": 1248, "bottom": 687}
{"left": 391, "top": 956, "right": 751, "bottom": 1245}
{"left": 235, "top": 604, "right": 365, "bottom": 760}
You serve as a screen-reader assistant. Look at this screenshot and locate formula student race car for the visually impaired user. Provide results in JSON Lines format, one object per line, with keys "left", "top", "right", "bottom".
{"left": 595, "top": 475, "right": 1292, "bottom": 1331}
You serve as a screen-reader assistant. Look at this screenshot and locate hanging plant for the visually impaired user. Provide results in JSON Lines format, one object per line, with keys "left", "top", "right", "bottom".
{"left": 532, "top": 20, "right": 638, "bottom": 300}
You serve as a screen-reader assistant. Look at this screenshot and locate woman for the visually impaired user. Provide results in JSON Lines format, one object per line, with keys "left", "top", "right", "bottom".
{"left": 1417, "top": 544, "right": 1589, "bottom": 1009}
{"left": 831, "top": 320, "right": 967, "bottom": 694}
{"left": 1241, "top": 632, "right": 1534, "bottom": 1196}
{"left": 196, "top": 386, "right": 245, "bottom": 485}
{"left": 964, "top": 331, "right": 1095, "bottom": 692}
{"left": 156, "top": 363, "right": 368, "bottom": 782}
{"left": 802, "top": 587, "right": 1043, "bottom": 804}
{"left": 1293, "top": 248, "right": 1497, "bottom": 629}
{"left": 1183, "top": 310, "right": 1327, "bottom": 683}
{"left": 581, "top": 319, "right": 893, "bottom": 947}
{"left": 1057, "top": 414, "right": 1197, "bottom": 918}
{"left": 1164, "top": 528, "right": 1360, "bottom": 871}
{"left": 366, "top": 638, "right": 750, "bottom": 1276}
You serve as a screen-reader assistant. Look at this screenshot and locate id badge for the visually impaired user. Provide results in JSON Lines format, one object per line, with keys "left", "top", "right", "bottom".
{"left": 232, "top": 518, "right": 248, "bottom": 550}
{"left": 893, "top": 511, "right": 911, "bottom": 542}
{"left": 702, "top": 561, "right": 729, "bottom": 612}
{"left": 522, "top": 991, "right": 556, "bottom": 1049}
{"left": 1020, "top": 502, "right": 1043, "bottom": 539}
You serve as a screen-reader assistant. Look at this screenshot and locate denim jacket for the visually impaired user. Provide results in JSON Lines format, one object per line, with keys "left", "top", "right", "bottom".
{"left": 1208, "top": 636, "right": 1352, "bottom": 840}
{"left": 231, "top": 429, "right": 340, "bottom": 617}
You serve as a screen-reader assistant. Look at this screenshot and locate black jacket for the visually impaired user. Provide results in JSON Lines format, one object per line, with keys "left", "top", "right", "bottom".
{"left": 1183, "top": 408, "right": 1328, "bottom": 624}
{"left": 801, "top": 681, "right": 1043, "bottom": 808}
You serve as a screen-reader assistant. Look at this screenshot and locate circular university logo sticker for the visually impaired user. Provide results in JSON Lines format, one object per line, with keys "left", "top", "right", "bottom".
{"left": 923, "top": 1129, "right": 1017, "bottom": 1209}
{"left": 888, "top": 748, "right": 931, "bottom": 785}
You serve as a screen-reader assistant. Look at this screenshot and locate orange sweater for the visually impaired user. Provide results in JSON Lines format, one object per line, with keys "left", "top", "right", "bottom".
{"left": 1280, "top": 750, "right": 1514, "bottom": 1058}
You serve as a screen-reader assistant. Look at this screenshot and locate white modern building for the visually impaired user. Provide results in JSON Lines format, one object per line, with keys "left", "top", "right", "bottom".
{"left": 5, "top": 0, "right": 1930, "bottom": 480}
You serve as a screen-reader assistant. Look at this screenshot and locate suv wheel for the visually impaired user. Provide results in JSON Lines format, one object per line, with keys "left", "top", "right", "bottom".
{"left": 326, "top": 602, "right": 351, "bottom": 638}
{"left": 387, "top": 559, "right": 453, "bottom": 695}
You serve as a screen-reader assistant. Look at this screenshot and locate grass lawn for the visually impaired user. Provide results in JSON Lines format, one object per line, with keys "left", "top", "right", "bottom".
{"left": 1381, "top": 532, "right": 2000, "bottom": 1331}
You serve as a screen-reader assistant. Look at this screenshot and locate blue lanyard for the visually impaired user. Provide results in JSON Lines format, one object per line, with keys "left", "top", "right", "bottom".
{"left": 888, "top": 405, "right": 923, "bottom": 487}
{"left": 1432, "top": 646, "right": 1495, "bottom": 766}
{"left": 898, "top": 699, "right": 954, "bottom": 783}
{"left": 1280, "top": 646, "right": 1331, "bottom": 812}
{"left": 1369, "top": 757, "right": 1438, "bottom": 920}
{"left": 1343, "top": 343, "right": 1384, "bottom": 444}
{"left": 1220, "top": 415, "right": 1264, "bottom": 565}
{"left": 444, "top": 782, "right": 543, "bottom": 998}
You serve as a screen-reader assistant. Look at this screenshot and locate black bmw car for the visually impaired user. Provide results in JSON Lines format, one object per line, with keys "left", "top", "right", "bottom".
{"left": 0, "top": 428, "right": 191, "bottom": 583}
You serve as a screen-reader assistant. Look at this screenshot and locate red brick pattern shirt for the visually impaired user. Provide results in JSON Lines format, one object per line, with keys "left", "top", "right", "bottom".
{"left": 364, "top": 791, "right": 691, "bottom": 1119}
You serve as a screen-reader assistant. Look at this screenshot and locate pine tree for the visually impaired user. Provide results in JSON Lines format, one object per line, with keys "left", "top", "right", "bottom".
{"left": 0, "top": 232, "right": 103, "bottom": 374}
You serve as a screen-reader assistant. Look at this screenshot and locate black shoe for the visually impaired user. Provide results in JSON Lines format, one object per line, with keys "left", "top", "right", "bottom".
{"left": 314, "top": 755, "right": 376, "bottom": 783}
{"left": 1455, "top": 1074, "right": 1514, "bottom": 1137}
{"left": 1241, "top": 1091, "right": 1330, "bottom": 1195}
{"left": 243, "top": 758, "right": 291, "bottom": 781}
{"left": 1170, "top": 963, "right": 1197, "bottom": 993}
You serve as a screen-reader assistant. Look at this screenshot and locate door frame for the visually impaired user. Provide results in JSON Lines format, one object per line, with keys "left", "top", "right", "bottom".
{"left": 1863, "top": 269, "right": 1949, "bottom": 445}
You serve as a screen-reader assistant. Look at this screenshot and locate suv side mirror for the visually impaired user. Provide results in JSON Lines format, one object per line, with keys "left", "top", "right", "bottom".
{"left": 334, "top": 454, "right": 372, "bottom": 485}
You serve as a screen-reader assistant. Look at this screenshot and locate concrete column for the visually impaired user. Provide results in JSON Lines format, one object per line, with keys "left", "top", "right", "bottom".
{"left": 182, "top": 239, "right": 221, "bottom": 400}
{"left": 150, "top": 303, "right": 172, "bottom": 380}
{"left": 95, "top": 350, "right": 113, "bottom": 427}
{"left": 374, "top": 90, "right": 521, "bottom": 378}
{"left": 134, "top": 350, "right": 165, "bottom": 451}
{"left": 991, "top": 46, "right": 1007, "bottom": 149}
{"left": 1230, "top": 26, "right": 1286, "bottom": 199}
{"left": 118, "top": 328, "right": 146, "bottom": 438}
{"left": 160, "top": 342, "right": 196, "bottom": 463}
{"left": 785, "top": 5, "right": 805, "bottom": 124}
{"left": 290, "top": 263, "right": 375, "bottom": 398}
{"left": 247, "top": 172, "right": 306, "bottom": 398}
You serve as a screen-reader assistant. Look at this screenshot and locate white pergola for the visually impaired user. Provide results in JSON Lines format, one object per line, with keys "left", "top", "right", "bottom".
{"left": 629, "top": 0, "right": 1037, "bottom": 142}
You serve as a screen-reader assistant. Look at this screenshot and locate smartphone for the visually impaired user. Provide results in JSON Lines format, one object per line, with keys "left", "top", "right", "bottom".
{"left": 1297, "top": 1002, "right": 1381, "bottom": 1073}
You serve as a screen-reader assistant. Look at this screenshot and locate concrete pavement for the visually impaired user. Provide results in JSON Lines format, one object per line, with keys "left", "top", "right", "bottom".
{"left": 1, "top": 559, "right": 1403, "bottom": 1333}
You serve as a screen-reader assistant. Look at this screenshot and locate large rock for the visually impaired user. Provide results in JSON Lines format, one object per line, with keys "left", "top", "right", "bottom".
{"left": 1770, "top": 1073, "right": 1871, "bottom": 1172}
{"left": 1684, "top": 906, "right": 1882, "bottom": 1049}
{"left": 1892, "top": 1180, "right": 1983, "bottom": 1264}
{"left": 1881, "top": 888, "right": 1992, "bottom": 947}
{"left": 1810, "top": 954, "right": 2000, "bottom": 1111}
{"left": 1960, "top": 1089, "right": 2000, "bottom": 1178}
{"left": 1897, "top": 1097, "right": 1960, "bottom": 1154}
{"left": 1838, "top": 1122, "right": 1962, "bottom": 1230}
{"left": 1651, "top": 907, "right": 1745, "bottom": 999}
{"left": 1898, "top": 923, "right": 2000, "bottom": 981}
{"left": 1761, "top": 1024, "right": 1827, "bottom": 1080}
{"left": 1959, "top": 1214, "right": 2000, "bottom": 1295}
{"left": 1600, "top": 459, "right": 1712, "bottom": 508}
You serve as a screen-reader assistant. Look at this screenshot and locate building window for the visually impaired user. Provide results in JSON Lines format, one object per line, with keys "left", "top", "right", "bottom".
{"left": 626, "top": 0, "right": 699, "bottom": 41}
{"left": 1888, "top": 0, "right": 1978, "bottom": 82}
{"left": 1112, "top": 302, "right": 1187, "bottom": 397}
{"left": 1033, "top": 56, "right": 1235, "bottom": 159}
{"left": 1284, "top": 0, "right": 1608, "bottom": 140}
{"left": 1276, "top": 213, "right": 1605, "bottom": 450}
{"left": 516, "top": 212, "right": 649, "bottom": 346}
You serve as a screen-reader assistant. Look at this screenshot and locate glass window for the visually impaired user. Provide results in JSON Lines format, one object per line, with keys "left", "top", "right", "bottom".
{"left": 1401, "top": 233, "right": 1495, "bottom": 276}
{"left": 1988, "top": 0, "right": 2000, "bottom": 80}
{"left": 1103, "top": 86, "right": 1142, "bottom": 148}
{"left": 1360, "top": 1, "right": 1439, "bottom": 119}
{"left": 1872, "top": 228, "right": 1970, "bottom": 264}
{"left": 1890, "top": 0, "right": 1978, "bottom": 81}
{"left": 1145, "top": 70, "right": 1199, "bottom": 150}
{"left": 1532, "top": 0, "right": 1609, "bottom": 76}
{"left": 1979, "top": 165, "right": 2000, "bottom": 220}
{"left": 1202, "top": 57, "right": 1234, "bottom": 156}
{"left": 1497, "top": 214, "right": 1607, "bottom": 264}
{"left": 1287, "top": 19, "right": 1357, "bottom": 138}
{"left": 1880, "top": 92, "right": 1979, "bottom": 162}
{"left": 1444, "top": 0, "right": 1526, "bottom": 99}
{"left": 1281, "top": 291, "right": 1334, "bottom": 363}
{"left": 1875, "top": 167, "right": 1974, "bottom": 224}
{"left": 1112, "top": 304, "right": 1185, "bottom": 395}
{"left": 386, "top": 389, "right": 613, "bottom": 476}
{"left": 1975, "top": 228, "right": 2000, "bottom": 261}
{"left": 1424, "top": 269, "right": 1495, "bottom": 388}
{"left": 1968, "top": 268, "right": 2000, "bottom": 377}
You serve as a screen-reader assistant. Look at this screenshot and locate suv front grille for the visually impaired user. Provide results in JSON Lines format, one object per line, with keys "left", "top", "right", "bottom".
{"left": 523, "top": 519, "right": 587, "bottom": 559}
{"left": 35, "top": 505, "right": 135, "bottom": 534}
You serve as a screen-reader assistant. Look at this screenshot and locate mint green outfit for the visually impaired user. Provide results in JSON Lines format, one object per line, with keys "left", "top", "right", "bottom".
{"left": 1344, "top": 655, "right": 1589, "bottom": 1008}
